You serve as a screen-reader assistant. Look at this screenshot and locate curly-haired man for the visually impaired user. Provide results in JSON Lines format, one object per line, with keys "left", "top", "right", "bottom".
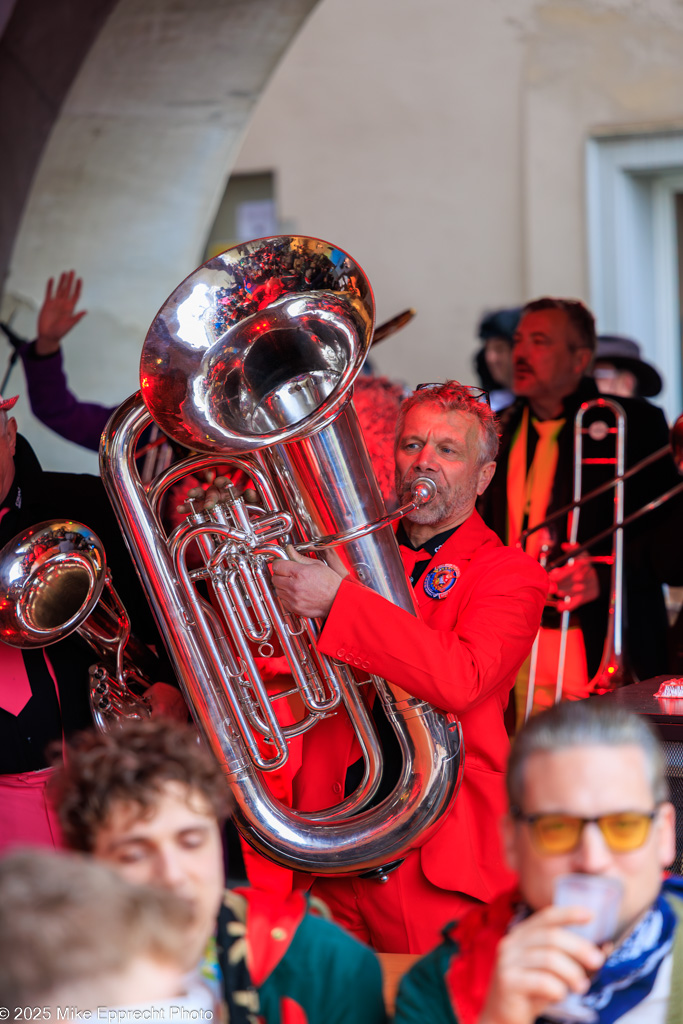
{"left": 52, "top": 718, "right": 387, "bottom": 1024}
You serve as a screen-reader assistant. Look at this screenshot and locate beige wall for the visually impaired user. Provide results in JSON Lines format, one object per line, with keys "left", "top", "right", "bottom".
{"left": 233, "top": 0, "right": 683, "bottom": 390}
{"left": 6, "top": 0, "right": 683, "bottom": 474}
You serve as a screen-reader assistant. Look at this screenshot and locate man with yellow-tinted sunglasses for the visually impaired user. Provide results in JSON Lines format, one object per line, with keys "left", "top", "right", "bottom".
{"left": 395, "top": 699, "right": 683, "bottom": 1024}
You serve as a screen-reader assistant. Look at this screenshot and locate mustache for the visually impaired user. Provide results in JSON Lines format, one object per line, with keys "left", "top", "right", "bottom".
{"left": 397, "top": 473, "right": 442, "bottom": 499}
{"left": 514, "top": 359, "right": 533, "bottom": 374}
{"left": 399, "top": 470, "right": 440, "bottom": 486}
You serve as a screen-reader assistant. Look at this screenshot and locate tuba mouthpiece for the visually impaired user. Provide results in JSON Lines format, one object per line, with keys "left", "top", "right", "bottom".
{"left": 411, "top": 477, "right": 437, "bottom": 506}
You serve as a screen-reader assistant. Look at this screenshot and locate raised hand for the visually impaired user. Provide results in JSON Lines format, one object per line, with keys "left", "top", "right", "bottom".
{"left": 36, "top": 271, "right": 87, "bottom": 356}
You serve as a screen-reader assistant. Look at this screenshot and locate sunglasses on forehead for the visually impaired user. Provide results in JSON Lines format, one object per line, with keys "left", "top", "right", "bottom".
{"left": 510, "top": 807, "right": 659, "bottom": 855}
{"left": 415, "top": 382, "right": 491, "bottom": 407}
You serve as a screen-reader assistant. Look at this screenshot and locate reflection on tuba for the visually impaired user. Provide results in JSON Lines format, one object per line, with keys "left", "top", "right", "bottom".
{"left": 0, "top": 520, "right": 155, "bottom": 730}
{"left": 100, "top": 235, "right": 463, "bottom": 876}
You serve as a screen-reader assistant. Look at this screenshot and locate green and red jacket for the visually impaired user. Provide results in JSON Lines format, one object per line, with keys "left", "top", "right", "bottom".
{"left": 215, "top": 887, "right": 387, "bottom": 1024}
{"left": 394, "top": 886, "right": 683, "bottom": 1024}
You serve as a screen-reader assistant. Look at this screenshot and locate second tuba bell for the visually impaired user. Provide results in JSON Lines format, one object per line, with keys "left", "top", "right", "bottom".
{"left": 0, "top": 519, "right": 155, "bottom": 730}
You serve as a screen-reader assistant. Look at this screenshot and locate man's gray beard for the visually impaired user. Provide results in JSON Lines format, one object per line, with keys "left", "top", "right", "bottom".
{"left": 396, "top": 472, "right": 478, "bottom": 528}
{"left": 404, "top": 491, "right": 453, "bottom": 525}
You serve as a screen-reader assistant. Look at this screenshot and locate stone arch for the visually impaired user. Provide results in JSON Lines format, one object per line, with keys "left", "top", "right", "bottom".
{"left": 1, "top": 0, "right": 319, "bottom": 470}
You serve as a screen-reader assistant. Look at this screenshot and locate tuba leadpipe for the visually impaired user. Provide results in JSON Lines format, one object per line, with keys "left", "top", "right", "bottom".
{"left": 100, "top": 235, "right": 463, "bottom": 874}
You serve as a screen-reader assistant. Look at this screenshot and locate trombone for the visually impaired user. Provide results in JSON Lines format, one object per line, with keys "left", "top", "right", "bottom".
{"left": 519, "top": 399, "right": 683, "bottom": 719}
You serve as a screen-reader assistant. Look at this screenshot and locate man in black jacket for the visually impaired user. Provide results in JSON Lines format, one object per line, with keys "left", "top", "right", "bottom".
{"left": 0, "top": 395, "right": 183, "bottom": 852}
{"left": 479, "top": 298, "right": 680, "bottom": 725}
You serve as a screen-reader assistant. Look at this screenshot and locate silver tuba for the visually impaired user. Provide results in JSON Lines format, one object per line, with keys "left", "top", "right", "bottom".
{"left": 0, "top": 519, "right": 155, "bottom": 730}
{"left": 100, "top": 235, "right": 463, "bottom": 875}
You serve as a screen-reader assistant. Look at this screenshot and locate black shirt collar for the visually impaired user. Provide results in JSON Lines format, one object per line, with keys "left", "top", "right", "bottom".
{"left": 395, "top": 520, "right": 461, "bottom": 557}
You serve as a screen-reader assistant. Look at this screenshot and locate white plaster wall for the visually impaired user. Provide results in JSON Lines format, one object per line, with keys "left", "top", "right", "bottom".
{"left": 2, "top": 0, "right": 318, "bottom": 472}
{"left": 523, "top": 1, "right": 683, "bottom": 300}
{"left": 233, "top": 0, "right": 683, "bottom": 390}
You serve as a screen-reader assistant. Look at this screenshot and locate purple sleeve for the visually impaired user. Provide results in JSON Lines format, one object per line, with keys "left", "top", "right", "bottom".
{"left": 21, "top": 342, "right": 116, "bottom": 452}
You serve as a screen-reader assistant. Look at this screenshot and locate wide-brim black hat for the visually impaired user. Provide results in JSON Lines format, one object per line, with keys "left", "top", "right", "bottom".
{"left": 595, "top": 335, "right": 662, "bottom": 398}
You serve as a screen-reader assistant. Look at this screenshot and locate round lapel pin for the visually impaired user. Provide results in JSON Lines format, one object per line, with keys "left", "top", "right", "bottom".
{"left": 424, "top": 563, "right": 460, "bottom": 599}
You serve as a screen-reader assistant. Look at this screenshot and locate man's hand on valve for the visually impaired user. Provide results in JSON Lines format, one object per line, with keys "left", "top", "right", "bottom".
{"left": 547, "top": 546, "right": 600, "bottom": 612}
{"left": 478, "top": 905, "right": 606, "bottom": 1024}
{"left": 271, "top": 546, "right": 349, "bottom": 619}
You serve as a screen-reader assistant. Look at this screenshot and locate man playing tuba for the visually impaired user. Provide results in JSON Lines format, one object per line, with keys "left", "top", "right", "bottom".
{"left": 272, "top": 381, "right": 548, "bottom": 953}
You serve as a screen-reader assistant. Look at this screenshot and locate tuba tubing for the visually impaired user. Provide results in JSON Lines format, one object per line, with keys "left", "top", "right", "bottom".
{"left": 101, "top": 393, "right": 463, "bottom": 874}
{"left": 147, "top": 451, "right": 387, "bottom": 817}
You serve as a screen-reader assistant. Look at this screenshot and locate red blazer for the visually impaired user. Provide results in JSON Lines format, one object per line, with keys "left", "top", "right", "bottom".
{"left": 293, "top": 510, "right": 548, "bottom": 901}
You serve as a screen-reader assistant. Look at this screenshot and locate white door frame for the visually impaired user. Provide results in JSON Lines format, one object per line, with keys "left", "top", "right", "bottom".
{"left": 586, "top": 131, "right": 683, "bottom": 422}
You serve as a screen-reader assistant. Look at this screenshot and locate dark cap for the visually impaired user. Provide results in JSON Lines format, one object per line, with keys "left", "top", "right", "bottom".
{"left": 595, "top": 336, "right": 662, "bottom": 398}
{"left": 478, "top": 307, "right": 523, "bottom": 346}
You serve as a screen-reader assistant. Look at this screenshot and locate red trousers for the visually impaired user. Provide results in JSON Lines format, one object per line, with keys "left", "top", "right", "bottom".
{"left": 309, "top": 849, "right": 480, "bottom": 953}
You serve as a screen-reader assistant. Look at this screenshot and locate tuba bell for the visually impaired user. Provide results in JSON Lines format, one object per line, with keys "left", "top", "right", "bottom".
{"left": 0, "top": 519, "right": 155, "bottom": 730}
{"left": 100, "top": 235, "right": 463, "bottom": 875}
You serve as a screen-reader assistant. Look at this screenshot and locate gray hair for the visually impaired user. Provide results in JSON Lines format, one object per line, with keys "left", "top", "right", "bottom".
{"left": 507, "top": 699, "right": 669, "bottom": 808}
{"left": 395, "top": 380, "right": 500, "bottom": 467}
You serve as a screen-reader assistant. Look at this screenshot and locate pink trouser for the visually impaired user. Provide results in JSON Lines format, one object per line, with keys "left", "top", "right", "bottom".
{"left": 0, "top": 767, "right": 64, "bottom": 853}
